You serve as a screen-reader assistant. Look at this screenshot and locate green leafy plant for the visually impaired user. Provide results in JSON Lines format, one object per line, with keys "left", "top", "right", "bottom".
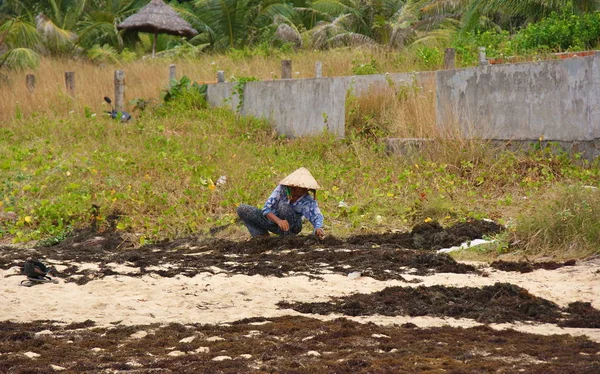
{"left": 231, "top": 76, "right": 259, "bottom": 112}
{"left": 162, "top": 76, "right": 207, "bottom": 102}
{"left": 129, "top": 98, "right": 155, "bottom": 113}
{"left": 414, "top": 46, "right": 442, "bottom": 69}
{"left": 159, "top": 76, "right": 208, "bottom": 113}
{"left": 351, "top": 59, "right": 379, "bottom": 75}
{"left": 512, "top": 12, "right": 600, "bottom": 53}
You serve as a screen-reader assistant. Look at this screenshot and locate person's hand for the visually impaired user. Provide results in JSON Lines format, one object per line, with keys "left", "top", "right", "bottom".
{"left": 277, "top": 219, "right": 290, "bottom": 232}
{"left": 315, "top": 228, "right": 325, "bottom": 239}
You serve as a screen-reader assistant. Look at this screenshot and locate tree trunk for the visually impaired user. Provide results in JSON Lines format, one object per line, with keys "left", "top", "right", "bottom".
{"left": 153, "top": 31, "right": 158, "bottom": 58}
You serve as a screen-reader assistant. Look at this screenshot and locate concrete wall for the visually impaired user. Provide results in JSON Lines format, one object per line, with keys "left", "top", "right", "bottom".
{"left": 206, "top": 72, "right": 434, "bottom": 138}
{"left": 436, "top": 53, "right": 600, "bottom": 141}
{"left": 205, "top": 54, "right": 600, "bottom": 159}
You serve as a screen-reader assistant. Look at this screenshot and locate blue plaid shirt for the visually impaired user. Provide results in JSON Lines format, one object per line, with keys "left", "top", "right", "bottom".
{"left": 262, "top": 185, "right": 324, "bottom": 230}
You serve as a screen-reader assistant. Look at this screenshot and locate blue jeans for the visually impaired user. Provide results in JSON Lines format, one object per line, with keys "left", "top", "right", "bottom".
{"left": 237, "top": 202, "right": 303, "bottom": 237}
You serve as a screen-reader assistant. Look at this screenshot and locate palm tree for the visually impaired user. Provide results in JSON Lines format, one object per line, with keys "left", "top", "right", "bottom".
{"left": 302, "top": 0, "right": 431, "bottom": 49}
{"left": 191, "top": 0, "right": 298, "bottom": 50}
{"left": 77, "top": 0, "right": 148, "bottom": 51}
{"left": 0, "top": 0, "right": 85, "bottom": 58}
{"left": 0, "top": 16, "right": 41, "bottom": 70}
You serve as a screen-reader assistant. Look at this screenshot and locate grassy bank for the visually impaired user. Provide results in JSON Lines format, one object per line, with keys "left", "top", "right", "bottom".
{"left": 1, "top": 99, "right": 599, "bottom": 259}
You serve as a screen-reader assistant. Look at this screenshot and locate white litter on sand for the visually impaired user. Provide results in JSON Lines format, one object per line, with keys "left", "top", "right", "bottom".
{"left": 437, "top": 239, "right": 494, "bottom": 253}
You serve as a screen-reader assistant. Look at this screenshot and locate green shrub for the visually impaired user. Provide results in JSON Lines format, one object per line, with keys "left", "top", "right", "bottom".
{"left": 453, "top": 30, "right": 513, "bottom": 66}
{"left": 512, "top": 12, "right": 600, "bottom": 53}
{"left": 453, "top": 12, "right": 600, "bottom": 66}
{"left": 351, "top": 59, "right": 379, "bottom": 75}
{"left": 160, "top": 76, "right": 208, "bottom": 111}
{"left": 414, "top": 46, "right": 443, "bottom": 70}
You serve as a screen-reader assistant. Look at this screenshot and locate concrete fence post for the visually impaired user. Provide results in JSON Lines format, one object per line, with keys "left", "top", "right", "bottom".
{"left": 478, "top": 47, "right": 488, "bottom": 66}
{"left": 26, "top": 74, "right": 35, "bottom": 93}
{"left": 114, "top": 70, "right": 125, "bottom": 113}
{"left": 217, "top": 70, "right": 225, "bottom": 83}
{"left": 315, "top": 61, "right": 323, "bottom": 78}
{"left": 169, "top": 64, "right": 176, "bottom": 81}
{"left": 64, "top": 72, "right": 75, "bottom": 96}
{"left": 444, "top": 48, "right": 455, "bottom": 69}
{"left": 281, "top": 60, "right": 292, "bottom": 79}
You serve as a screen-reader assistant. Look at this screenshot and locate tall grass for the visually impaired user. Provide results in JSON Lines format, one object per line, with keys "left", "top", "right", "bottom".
{"left": 512, "top": 185, "right": 600, "bottom": 258}
{"left": 0, "top": 47, "right": 436, "bottom": 122}
{"left": 345, "top": 79, "right": 437, "bottom": 139}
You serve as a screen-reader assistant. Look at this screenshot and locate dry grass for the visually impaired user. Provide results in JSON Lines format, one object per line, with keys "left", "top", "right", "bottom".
{"left": 346, "top": 79, "right": 437, "bottom": 139}
{"left": 0, "top": 47, "right": 430, "bottom": 122}
{"left": 345, "top": 77, "right": 507, "bottom": 169}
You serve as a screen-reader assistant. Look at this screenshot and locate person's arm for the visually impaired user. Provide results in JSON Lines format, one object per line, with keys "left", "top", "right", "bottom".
{"left": 262, "top": 185, "right": 283, "bottom": 216}
{"left": 262, "top": 185, "right": 289, "bottom": 231}
{"left": 302, "top": 200, "right": 325, "bottom": 239}
{"left": 265, "top": 212, "right": 289, "bottom": 231}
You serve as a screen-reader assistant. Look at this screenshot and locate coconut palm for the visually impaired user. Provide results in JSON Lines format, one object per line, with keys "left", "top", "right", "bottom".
{"left": 191, "top": 0, "right": 299, "bottom": 50}
{"left": 0, "top": 0, "right": 85, "bottom": 57}
{"left": 301, "top": 0, "right": 435, "bottom": 49}
{"left": 77, "top": 0, "right": 148, "bottom": 51}
{"left": 0, "top": 16, "right": 41, "bottom": 69}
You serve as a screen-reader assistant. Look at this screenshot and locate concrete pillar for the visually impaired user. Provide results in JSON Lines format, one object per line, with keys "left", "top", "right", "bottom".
{"left": 114, "top": 70, "right": 125, "bottom": 113}
{"left": 478, "top": 47, "right": 488, "bottom": 66}
{"left": 281, "top": 60, "right": 292, "bottom": 79}
{"left": 315, "top": 61, "right": 322, "bottom": 78}
{"left": 26, "top": 74, "right": 35, "bottom": 93}
{"left": 217, "top": 70, "right": 225, "bottom": 83}
{"left": 64, "top": 72, "right": 75, "bottom": 96}
{"left": 169, "top": 64, "right": 176, "bottom": 81}
{"left": 444, "top": 48, "right": 455, "bottom": 69}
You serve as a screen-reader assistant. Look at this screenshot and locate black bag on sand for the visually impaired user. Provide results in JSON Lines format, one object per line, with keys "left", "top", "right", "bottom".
{"left": 23, "top": 259, "right": 49, "bottom": 279}
{"left": 20, "top": 258, "right": 57, "bottom": 287}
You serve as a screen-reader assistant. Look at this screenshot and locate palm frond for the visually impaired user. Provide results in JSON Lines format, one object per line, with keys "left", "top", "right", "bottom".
{"left": 308, "top": 18, "right": 344, "bottom": 49}
{"left": 276, "top": 23, "right": 302, "bottom": 46}
{"left": 36, "top": 13, "right": 77, "bottom": 46}
{"left": 389, "top": 24, "right": 416, "bottom": 48}
{"left": 254, "top": 3, "right": 297, "bottom": 29}
{"left": 329, "top": 31, "right": 376, "bottom": 48}
{"left": 87, "top": 43, "right": 120, "bottom": 64}
{"left": 310, "top": 0, "right": 354, "bottom": 17}
{"left": 420, "top": 0, "right": 470, "bottom": 15}
{"left": 0, "top": 47, "right": 40, "bottom": 70}
{"left": 0, "top": 17, "right": 40, "bottom": 48}
{"left": 410, "top": 27, "right": 456, "bottom": 46}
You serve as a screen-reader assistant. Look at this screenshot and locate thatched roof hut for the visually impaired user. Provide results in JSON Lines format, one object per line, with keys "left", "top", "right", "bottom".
{"left": 117, "top": 0, "right": 198, "bottom": 57}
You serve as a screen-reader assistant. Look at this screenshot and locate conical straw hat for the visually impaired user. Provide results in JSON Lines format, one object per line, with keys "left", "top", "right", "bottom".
{"left": 279, "top": 167, "right": 321, "bottom": 190}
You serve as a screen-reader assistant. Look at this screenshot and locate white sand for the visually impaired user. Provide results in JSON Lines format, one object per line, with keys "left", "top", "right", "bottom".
{"left": 2, "top": 257, "right": 599, "bottom": 342}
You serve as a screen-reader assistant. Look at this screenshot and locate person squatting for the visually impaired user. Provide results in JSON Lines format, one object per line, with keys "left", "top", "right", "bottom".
{"left": 237, "top": 167, "right": 325, "bottom": 239}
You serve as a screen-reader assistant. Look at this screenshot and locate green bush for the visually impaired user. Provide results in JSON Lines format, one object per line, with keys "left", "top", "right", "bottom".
{"left": 453, "top": 12, "right": 600, "bottom": 65}
{"left": 160, "top": 76, "right": 208, "bottom": 111}
{"left": 414, "top": 46, "right": 443, "bottom": 70}
{"left": 351, "top": 59, "right": 379, "bottom": 75}
{"left": 453, "top": 30, "right": 513, "bottom": 65}
{"left": 513, "top": 12, "right": 600, "bottom": 53}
